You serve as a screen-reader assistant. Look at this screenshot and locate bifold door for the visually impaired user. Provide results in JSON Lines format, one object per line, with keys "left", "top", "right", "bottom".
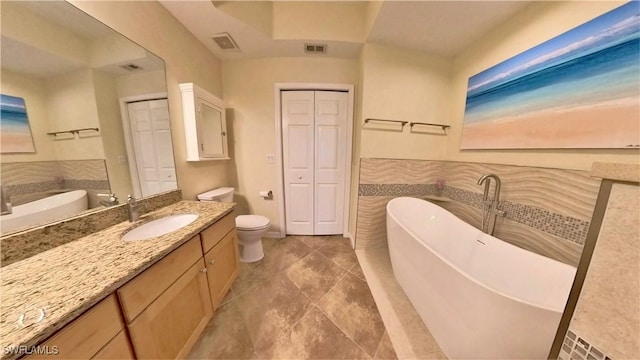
{"left": 282, "top": 90, "right": 348, "bottom": 235}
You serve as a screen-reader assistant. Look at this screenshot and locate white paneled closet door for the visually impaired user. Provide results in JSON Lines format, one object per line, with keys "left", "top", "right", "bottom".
{"left": 127, "top": 99, "right": 176, "bottom": 197}
{"left": 282, "top": 90, "right": 348, "bottom": 235}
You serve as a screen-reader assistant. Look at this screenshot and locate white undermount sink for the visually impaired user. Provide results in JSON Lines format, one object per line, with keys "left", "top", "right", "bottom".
{"left": 122, "top": 214, "right": 199, "bottom": 241}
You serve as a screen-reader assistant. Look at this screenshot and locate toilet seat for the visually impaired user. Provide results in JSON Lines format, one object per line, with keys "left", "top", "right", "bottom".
{"left": 236, "top": 215, "right": 270, "bottom": 231}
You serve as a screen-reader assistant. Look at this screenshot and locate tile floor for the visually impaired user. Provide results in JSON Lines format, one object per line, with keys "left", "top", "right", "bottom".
{"left": 188, "top": 236, "right": 397, "bottom": 359}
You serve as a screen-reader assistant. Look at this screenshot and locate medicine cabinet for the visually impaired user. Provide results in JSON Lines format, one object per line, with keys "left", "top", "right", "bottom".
{"left": 179, "top": 83, "right": 229, "bottom": 161}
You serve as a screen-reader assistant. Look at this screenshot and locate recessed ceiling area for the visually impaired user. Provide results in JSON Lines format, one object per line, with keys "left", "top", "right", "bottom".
{"left": 367, "top": 1, "right": 532, "bottom": 58}
{"left": 160, "top": 1, "right": 532, "bottom": 60}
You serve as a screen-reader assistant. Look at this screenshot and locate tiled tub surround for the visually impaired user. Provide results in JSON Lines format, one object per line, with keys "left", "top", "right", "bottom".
{"left": 1, "top": 160, "right": 111, "bottom": 208}
{"left": 0, "top": 189, "right": 183, "bottom": 266}
{"left": 0, "top": 199, "right": 234, "bottom": 358}
{"left": 356, "top": 159, "right": 601, "bottom": 266}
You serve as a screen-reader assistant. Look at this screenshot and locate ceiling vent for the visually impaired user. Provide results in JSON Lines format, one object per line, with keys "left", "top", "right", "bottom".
{"left": 304, "top": 43, "right": 327, "bottom": 54}
{"left": 119, "top": 64, "right": 143, "bottom": 72}
{"left": 212, "top": 32, "right": 239, "bottom": 51}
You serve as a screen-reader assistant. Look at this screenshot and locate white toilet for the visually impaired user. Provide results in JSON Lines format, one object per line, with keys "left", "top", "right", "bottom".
{"left": 197, "top": 187, "right": 270, "bottom": 263}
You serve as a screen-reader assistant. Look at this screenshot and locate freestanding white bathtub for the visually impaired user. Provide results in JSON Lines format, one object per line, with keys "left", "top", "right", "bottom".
{"left": 386, "top": 197, "right": 576, "bottom": 359}
{"left": 1, "top": 190, "right": 88, "bottom": 235}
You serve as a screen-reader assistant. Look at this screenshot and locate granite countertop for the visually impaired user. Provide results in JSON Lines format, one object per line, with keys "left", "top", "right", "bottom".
{"left": 0, "top": 200, "right": 234, "bottom": 358}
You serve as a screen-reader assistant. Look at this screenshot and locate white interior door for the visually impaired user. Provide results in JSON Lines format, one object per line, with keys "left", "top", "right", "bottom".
{"left": 127, "top": 99, "right": 177, "bottom": 197}
{"left": 282, "top": 91, "right": 315, "bottom": 235}
{"left": 282, "top": 90, "right": 348, "bottom": 235}
{"left": 315, "top": 91, "right": 348, "bottom": 234}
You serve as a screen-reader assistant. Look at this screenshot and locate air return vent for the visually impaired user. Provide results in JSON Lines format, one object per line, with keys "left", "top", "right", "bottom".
{"left": 119, "top": 64, "right": 143, "bottom": 72}
{"left": 304, "top": 43, "right": 327, "bottom": 54}
{"left": 212, "top": 32, "right": 239, "bottom": 51}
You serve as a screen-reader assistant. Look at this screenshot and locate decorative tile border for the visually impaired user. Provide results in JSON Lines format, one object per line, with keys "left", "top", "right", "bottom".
{"left": 559, "top": 330, "right": 612, "bottom": 360}
{"left": 64, "top": 179, "right": 110, "bottom": 190}
{"left": 358, "top": 183, "right": 439, "bottom": 197}
{"left": 359, "top": 183, "right": 589, "bottom": 245}
{"left": 5, "top": 180, "right": 64, "bottom": 197}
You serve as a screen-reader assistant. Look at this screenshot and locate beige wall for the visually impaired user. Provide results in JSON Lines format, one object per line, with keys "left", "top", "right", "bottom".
{"left": 222, "top": 57, "right": 358, "bottom": 234}
{"left": 93, "top": 70, "right": 134, "bottom": 200}
{"left": 46, "top": 70, "right": 105, "bottom": 161}
{"left": 0, "top": 70, "right": 56, "bottom": 163}
{"left": 69, "top": 1, "right": 232, "bottom": 200}
{"left": 448, "top": 1, "right": 639, "bottom": 170}
{"left": 115, "top": 70, "right": 167, "bottom": 99}
{"left": 360, "top": 43, "right": 452, "bottom": 160}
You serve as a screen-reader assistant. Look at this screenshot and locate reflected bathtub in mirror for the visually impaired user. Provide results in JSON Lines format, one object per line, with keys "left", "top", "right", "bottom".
{"left": 0, "top": 1, "right": 177, "bottom": 236}
{"left": 1, "top": 190, "right": 88, "bottom": 235}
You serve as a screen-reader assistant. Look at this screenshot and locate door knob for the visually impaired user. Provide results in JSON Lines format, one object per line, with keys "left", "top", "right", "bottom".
{"left": 209, "top": 259, "right": 216, "bottom": 265}
{"left": 298, "top": 176, "right": 302, "bottom": 180}
{"left": 200, "top": 268, "right": 207, "bottom": 273}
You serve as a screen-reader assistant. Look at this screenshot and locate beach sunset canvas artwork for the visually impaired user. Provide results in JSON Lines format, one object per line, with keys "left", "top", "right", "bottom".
{"left": 461, "top": 2, "right": 640, "bottom": 149}
{"left": 0, "top": 94, "right": 36, "bottom": 153}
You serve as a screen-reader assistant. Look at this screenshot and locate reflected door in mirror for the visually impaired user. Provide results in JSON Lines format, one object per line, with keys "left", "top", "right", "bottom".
{"left": 127, "top": 99, "right": 177, "bottom": 197}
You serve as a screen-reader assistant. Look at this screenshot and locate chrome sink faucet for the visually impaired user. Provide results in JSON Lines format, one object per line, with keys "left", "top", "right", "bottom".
{"left": 477, "top": 174, "right": 506, "bottom": 235}
{"left": 97, "top": 193, "right": 119, "bottom": 207}
{"left": 127, "top": 195, "right": 145, "bottom": 222}
{"left": 1, "top": 184, "right": 12, "bottom": 215}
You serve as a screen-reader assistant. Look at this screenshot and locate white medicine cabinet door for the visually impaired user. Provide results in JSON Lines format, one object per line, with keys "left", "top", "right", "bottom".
{"left": 198, "top": 98, "right": 227, "bottom": 158}
{"left": 179, "top": 83, "right": 230, "bottom": 161}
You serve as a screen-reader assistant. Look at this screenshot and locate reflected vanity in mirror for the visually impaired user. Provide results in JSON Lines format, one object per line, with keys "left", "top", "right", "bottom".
{"left": 0, "top": 1, "right": 178, "bottom": 236}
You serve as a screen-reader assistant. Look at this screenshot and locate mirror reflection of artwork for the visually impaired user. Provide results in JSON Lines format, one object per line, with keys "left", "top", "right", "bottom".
{"left": 461, "top": 1, "right": 640, "bottom": 149}
{"left": 0, "top": 94, "right": 36, "bottom": 153}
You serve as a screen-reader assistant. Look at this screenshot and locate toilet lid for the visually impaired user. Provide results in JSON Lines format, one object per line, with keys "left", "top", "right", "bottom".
{"left": 236, "top": 215, "right": 270, "bottom": 230}
{"left": 197, "top": 187, "right": 233, "bottom": 201}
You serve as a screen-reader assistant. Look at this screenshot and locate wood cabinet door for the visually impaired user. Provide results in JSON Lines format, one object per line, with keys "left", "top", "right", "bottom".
{"left": 92, "top": 330, "right": 135, "bottom": 359}
{"left": 24, "top": 294, "right": 124, "bottom": 359}
{"left": 204, "top": 229, "right": 239, "bottom": 309}
{"left": 127, "top": 259, "right": 212, "bottom": 359}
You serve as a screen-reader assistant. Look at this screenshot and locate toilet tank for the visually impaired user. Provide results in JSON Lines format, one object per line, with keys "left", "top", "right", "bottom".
{"left": 197, "top": 187, "right": 234, "bottom": 203}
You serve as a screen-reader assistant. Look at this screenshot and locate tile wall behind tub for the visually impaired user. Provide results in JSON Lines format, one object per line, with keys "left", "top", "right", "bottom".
{"left": 355, "top": 158, "right": 602, "bottom": 266}
{"left": 1, "top": 160, "right": 110, "bottom": 207}
{"left": 356, "top": 159, "right": 445, "bottom": 250}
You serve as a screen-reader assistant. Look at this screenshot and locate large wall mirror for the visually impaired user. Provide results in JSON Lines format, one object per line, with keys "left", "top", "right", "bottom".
{"left": 0, "top": 1, "right": 178, "bottom": 235}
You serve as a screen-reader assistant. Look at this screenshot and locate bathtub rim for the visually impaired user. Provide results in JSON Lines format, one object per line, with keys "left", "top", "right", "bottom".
{"left": 1, "top": 190, "right": 88, "bottom": 235}
{"left": 386, "top": 196, "right": 575, "bottom": 313}
{"left": 9, "top": 190, "right": 88, "bottom": 214}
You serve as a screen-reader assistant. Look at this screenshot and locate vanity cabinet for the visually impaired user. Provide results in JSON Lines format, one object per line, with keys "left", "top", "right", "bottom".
{"left": 22, "top": 210, "right": 239, "bottom": 360}
{"left": 24, "top": 294, "right": 133, "bottom": 359}
{"left": 118, "top": 236, "right": 212, "bottom": 359}
{"left": 201, "top": 221, "right": 239, "bottom": 309}
{"left": 179, "top": 83, "right": 229, "bottom": 161}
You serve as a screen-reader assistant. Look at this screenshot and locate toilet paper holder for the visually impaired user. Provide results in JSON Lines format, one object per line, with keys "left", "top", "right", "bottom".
{"left": 259, "top": 190, "right": 273, "bottom": 199}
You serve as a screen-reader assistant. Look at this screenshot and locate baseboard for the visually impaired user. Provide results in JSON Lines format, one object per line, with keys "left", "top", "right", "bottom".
{"left": 266, "top": 231, "right": 285, "bottom": 238}
{"left": 344, "top": 231, "right": 355, "bottom": 249}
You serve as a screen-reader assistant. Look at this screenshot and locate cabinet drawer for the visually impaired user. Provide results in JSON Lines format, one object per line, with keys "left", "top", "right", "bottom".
{"left": 92, "top": 330, "right": 134, "bottom": 359}
{"left": 117, "top": 236, "right": 202, "bottom": 323}
{"left": 127, "top": 259, "right": 212, "bottom": 359}
{"left": 24, "top": 294, "right": 123, "bottom": 359}
{"left": 204, "top": 229, "right": 239, "bottom": 309}
{"left": 200, "top": 211, "right": 235, "bottom": 253}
